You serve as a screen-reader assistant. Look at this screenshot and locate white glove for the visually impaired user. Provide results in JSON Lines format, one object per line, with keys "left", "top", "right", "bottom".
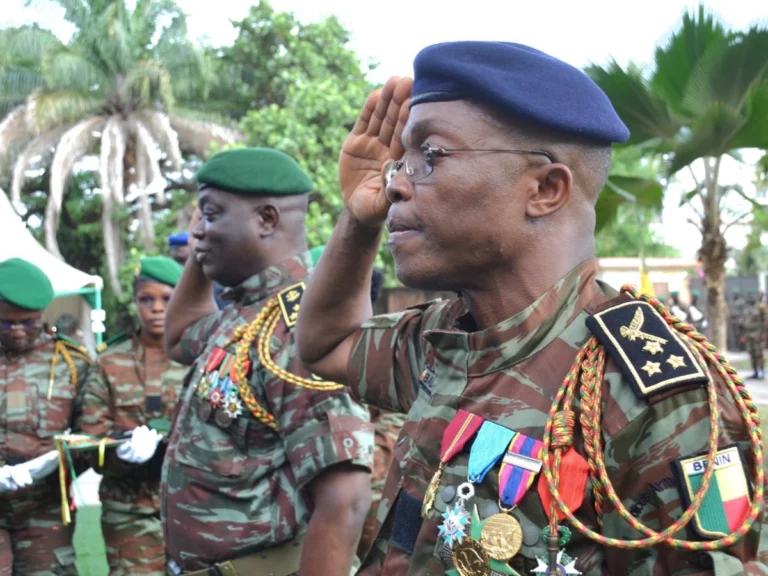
{"left": 0, "top": 464, "right": 33, "bottom": 493}
{"left": 116, "top": 426, "right": 162, "bottom": 464}
{"left": 15, "top": 450, "right": 60, "bottom": 480}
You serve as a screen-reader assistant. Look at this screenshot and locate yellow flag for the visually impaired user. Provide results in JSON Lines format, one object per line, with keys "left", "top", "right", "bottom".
{"left": 639, "top": 258, "right": 655, "bottom": 297}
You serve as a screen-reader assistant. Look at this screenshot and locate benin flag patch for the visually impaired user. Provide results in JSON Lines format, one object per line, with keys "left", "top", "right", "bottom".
{"left": 672, "top": 445, "right": 751, "bottom": 539}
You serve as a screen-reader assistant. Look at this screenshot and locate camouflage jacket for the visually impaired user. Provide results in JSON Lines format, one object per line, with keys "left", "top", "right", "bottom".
{"left": 349, "top": 260, "right": 768, "bottom": 576}
{"left": 161, "top": 252, "right": 374, "bottom": 571}
{"left": 369, "top": 407, "right": 406, "bottom": 498}
{"left": 0, "top": 334, "right": 91, "bottom": 468}
{"left": 742, "top": 303, "right": 767, "bottom": 341}
{"left": 77, "top": 335, "right": 187, "bottom": 516}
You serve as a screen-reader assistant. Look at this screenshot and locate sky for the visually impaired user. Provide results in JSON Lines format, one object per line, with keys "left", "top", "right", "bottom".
{"left": 4, "top": 0, "right": 767, "bottom": 259}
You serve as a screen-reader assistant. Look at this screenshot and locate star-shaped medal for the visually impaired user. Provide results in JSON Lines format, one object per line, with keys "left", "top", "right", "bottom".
{"left": 666, "top": 355, "right": 686, "bottom": 369}
{"left": 642, "top": 341, "right": 664, "bottom": 355}
{"left": 531, "top": 550, "right": 582, "bottom": 575}
{"left": 439, "top": 504, "right": 469, "bottom": 547}
{"left": 641, "top": 361, "right": 662, "bottom": 377}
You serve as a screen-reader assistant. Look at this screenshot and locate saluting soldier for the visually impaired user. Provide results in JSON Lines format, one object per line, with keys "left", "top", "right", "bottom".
{"left": 297, "top": 42, "right": 768, "bottom": 575}
{"left": 0, "top": 258, "right": 92, "bottom": 574}
{"left": 77, "top": 256, "right": 188, "bottom": 575}
{"left": 161, "top": 148, "right": 374, "bottom": 576}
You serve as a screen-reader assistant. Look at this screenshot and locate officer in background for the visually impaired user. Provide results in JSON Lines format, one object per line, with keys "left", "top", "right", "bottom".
{"left": 688, "top": 290, "right": 707, "bottom": 333}
{"left": 0, "top": 258, "right": 92, "bottom": 574}
{"left": 297, "top": 42, "right": 767, "bottom": 574}
{"left": 162, "top": 148, "right": 374, "bottom": 576}
{"left": 77, "top": 256, "right": 188, "bottom": 575}
{"left": 742, "top": 290, "right": 766, "bottom": 380}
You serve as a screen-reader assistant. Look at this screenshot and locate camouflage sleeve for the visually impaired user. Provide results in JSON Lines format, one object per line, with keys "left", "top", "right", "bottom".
{"left": 600, "top": 366, "right": 768, "bottom": 574}
{"left": 257, "top": 340, "right": 374, "bottom": 490}
{"left": 76, "top": 361, "right": 114, "bottom": 438}
{"left": 347, "top": 301, "right": 447, "bottom": 414}
{"left": 178, "top": 311, "right": 222, "bottom": 366}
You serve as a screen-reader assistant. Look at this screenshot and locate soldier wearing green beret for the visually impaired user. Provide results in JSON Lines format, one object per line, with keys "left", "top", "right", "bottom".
{"left": 76, "top": 256, "right": 187, "bottom": 575}
{"left": 161, "top": 148, "right": 374, "bottom": 576}
{"left": 0, "top": 258, "right": 92, "bottom": 574}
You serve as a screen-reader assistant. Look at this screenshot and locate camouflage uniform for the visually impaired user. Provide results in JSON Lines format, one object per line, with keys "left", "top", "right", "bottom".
{"left": 348, "top": 261, "right": 768, "bottom": 575}
{"left": 358, "top": 407, "right": 407, "bottom": 559}
{"left": 0, "top": 334, "right": 91, "bottom": 575}
{"left": 161, "top": 253, "right": 374, "bottom": 573}
{"left": 742, "top": 301, "right": 767, "bottom": 376}
{"left": 77, "top": 335, "right": 188, "bottom": 575}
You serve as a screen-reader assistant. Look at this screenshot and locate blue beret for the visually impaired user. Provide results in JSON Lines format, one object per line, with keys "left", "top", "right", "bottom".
{"left": 168, "top": 232, "right": 189, "bottom": 247}
{"left": 411, "top": 42, "right": 630, "bottom": 144}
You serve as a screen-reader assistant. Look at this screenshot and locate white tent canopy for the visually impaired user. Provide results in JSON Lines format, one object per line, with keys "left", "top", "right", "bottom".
{"left": 0, "top": 187, "right": 103, "bottom": 293}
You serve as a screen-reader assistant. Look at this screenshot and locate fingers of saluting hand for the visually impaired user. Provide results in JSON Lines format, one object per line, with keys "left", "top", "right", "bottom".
{"left": 378, "top": 78, "right": 413, "bottom": 155}
{"left": 366, "top": 77, "right": 399, "bottom": 138}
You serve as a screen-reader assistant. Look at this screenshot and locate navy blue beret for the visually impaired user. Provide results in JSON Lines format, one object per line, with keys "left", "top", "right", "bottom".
{"left": 167, "top": 232, "right": 189, "bottom": 247}
{"left": 411, "top": 41, "right": 630, "bottom": 144}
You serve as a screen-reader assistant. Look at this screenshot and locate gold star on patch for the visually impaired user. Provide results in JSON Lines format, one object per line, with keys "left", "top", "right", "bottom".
{"left": 666, "top": 355, "right": 686, "bottom": 369}
{"left": 642, "top": 361, "right": 662, "bottom": 377}
{"left": 643, "top": 341, "right": 664, "bottom": 355}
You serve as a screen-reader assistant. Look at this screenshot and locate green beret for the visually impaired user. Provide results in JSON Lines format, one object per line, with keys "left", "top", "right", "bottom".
{"left": 692, "top": 290, "right": 701, "bottom": 297}
{"left": 670, "top": 291, "right": 679, "bottom": 297}
{"left": 0, "top": 258, "right": 54, "bottom": 311}
{"left": 196, "top": 148, "right": 313, "bottom": 196}
{"left": 136, "top": 256, "right": 183, "bottom": 287}
{"left": 658, "top": 295, "right": 668, "bottom": 303}
{"left": 310, "top": 245, "right": 325, "bottom": 267}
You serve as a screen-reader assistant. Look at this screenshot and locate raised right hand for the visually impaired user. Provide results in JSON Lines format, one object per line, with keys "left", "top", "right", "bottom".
{"left": 339, "top": 76, "right": 412, "bottom": 227}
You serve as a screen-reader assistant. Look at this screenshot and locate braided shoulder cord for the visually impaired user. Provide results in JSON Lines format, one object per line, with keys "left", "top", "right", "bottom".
{"left": 48, "top": 341, "right": 81, "bottom": 400}
{"left": 229, "top": 296, "right": 344, "bottom": 431}
{"left": 541, "top": 286, "right": 764, "bottom": 551}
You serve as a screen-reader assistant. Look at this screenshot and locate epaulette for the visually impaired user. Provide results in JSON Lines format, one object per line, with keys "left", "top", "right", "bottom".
{"left": 585, "top": 299, "right": 708, "bottom": 400}
{"left": 276, "top": 282, "right": 305, "bottom": 328}
{"left": 96, "top": 332, "right": 129, "bottom": 354}
{"left": 56, "top": 333, "right": 92, "bottom": 364}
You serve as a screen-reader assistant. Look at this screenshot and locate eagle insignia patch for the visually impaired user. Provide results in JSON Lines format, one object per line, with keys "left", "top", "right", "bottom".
{"left": 586, "top": 301, "right": 708, "bottom": 399}
{"left": 672, "top": 445, "right": 751, "bottom": 539}
{"left": 277, "top": 282, "right": 305, "bottom": 328}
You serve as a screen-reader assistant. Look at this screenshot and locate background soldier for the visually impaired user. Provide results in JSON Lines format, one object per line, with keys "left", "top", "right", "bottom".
{"left": 742, "top": 290, "right": 767, "bottom": 380}
{"left": 77, "top": 256, "right": 188, "bottom": 575}
{"left": 162, "top": 148, "right": 374, "bottom": 576}
{"left": 0, "top": 258, "right": 92, "bottom": 574}
{"left": 297, "top": 42, "right": 767, "bottom": 574}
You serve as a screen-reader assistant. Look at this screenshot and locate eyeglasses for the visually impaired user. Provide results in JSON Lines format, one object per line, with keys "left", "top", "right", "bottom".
{"left": 0, "top": 319, "right": 41, "bottom": 331}
{"left": 385, "top": 142, "right": 555, "bottom": 186}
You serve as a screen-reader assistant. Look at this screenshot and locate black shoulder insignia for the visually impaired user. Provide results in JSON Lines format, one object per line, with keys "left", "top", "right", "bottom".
{"left": 277, "top": 282, "right": 305, "bottom": 328}
{"left": 586, "top": 300, "right": 708, "bottom": 400}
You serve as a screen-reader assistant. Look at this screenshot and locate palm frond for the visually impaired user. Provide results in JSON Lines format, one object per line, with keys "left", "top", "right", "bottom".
{"left": 0, "top": 106, "right": 31, "bottom": 165}
{"left": 728, "top": 82, "right": 768, "bottom": 150}
{"left": 41, "top": 46, "right": 112, "bottom": 93}
{"left": 6, "top": 25, "right": 64, "bottom": 68}
{"left": 134, "top": 109, "right": 181, "bottom": 170}
{"left": 26, "top": 90, "right": 103, "bottom": 133}
{"left": 587, "top": 61, "right": 680, "bottom": 145}
{"left": 11, "top": 125, "right": 68, "bottom": 205}
{"left": 169, "top": 114, "right": 244, "bottom": 158}
{"left": 596, "top": 175, "right": 664, "bottom": 233}
{"left": 48, "top": 115, "right": 106, "bottom": 256}
{"left": 0, "top": 68, "right": 45, "bottom": 115}
{"left": 124, "top": 60, "right": 174, "bottom": 111}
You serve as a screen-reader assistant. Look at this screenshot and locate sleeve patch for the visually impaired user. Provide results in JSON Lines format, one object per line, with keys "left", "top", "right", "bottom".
{"left": 277, "top": 282, "right": 305, "bottom": 328}
{"left": 586, "top": 301, "right": 707, "bottom": 400}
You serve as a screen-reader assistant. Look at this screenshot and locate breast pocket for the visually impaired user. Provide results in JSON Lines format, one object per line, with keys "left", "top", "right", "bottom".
{"left": 34, "top": 363, "right": 76, "bottom": 438}
{"left": 113, "top": 386, "right": 146, "bottom": 432}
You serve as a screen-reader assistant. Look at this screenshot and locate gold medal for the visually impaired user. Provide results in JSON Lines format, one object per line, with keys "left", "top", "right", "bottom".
{"left": 452, "top": 537, "right": 491, "bottom": 576}
{"left": 214, "top": 407, "right": 233, "bottom": 428}
{"left": 480, "top": 513, "right": 522, "bottom": 561}
{"left": 197, "top": 401, "right": 212, "bottom": 422}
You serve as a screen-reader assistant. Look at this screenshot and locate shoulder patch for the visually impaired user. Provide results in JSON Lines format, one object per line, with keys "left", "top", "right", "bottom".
{"left": 277, "top": 282, "right": 305, "bottom": 328}
{"left": 672, "top": 444, "right": 751, "bottom": 539}
{"left": 586, "top": 300, "right": 707, "bottom": 399}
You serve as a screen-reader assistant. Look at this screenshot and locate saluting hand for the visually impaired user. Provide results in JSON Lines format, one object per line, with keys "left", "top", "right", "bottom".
{"left": 339, "top": 76, "right": 412, "bottom": 228}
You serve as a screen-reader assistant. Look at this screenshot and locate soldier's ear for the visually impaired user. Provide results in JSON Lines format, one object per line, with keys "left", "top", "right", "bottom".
{"left": 256, "top": 203, "right": 280, "bottom": 237}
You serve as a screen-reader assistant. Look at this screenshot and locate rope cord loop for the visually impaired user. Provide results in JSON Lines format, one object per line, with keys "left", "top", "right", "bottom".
{"left": 541, "top": 287, "right": 764, "bottom": 551}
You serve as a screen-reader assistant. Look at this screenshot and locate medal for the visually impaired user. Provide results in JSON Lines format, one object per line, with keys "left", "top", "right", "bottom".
{"left": 538, "top": 447, "right": 589, "bottom": 522}
{"left": 423, "top": 410, "right": 484, "bottom": 517}
{"left": 452, "top": 537, "right": 491, "bottom": 576}
{"left": 214, "top": 407, "right": 233, "bottom": 428}
{"left": 439, "top": 483, "right": 474, "bottom": 547}
{"left": 197, "top": 400, "right": 213, "bottom": 422}
{"left": 480, "top": 513, "right": 522, "bottom": 561}
{"left": 530, "top": 550, "right": 582, "bottom": 575}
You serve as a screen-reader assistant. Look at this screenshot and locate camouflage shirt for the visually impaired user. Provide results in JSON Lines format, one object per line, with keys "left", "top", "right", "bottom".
{"left": 0, "top": 334, "right": 91, "bottom": 465}
{"left": 77, "top": 336, "right": 187, "bottom": 516}
{"left": 349, "top": 260, "right": 768, "bottom": 575}
{"left": 743, "top": 303, "right": 767, "bottom": 341}
{"left": 161, "top": 252, "right": 374, "bottom": 571}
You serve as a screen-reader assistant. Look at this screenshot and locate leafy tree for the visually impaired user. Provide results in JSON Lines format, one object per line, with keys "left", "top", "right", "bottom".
{"left": 595, "top": 205, "right": 680, "bottom": 258}
{"left": 587, "top": 5, "right": 768, "bottom": 349}
{"left": 0, "top": 0, "right": 242, "bottom": 296}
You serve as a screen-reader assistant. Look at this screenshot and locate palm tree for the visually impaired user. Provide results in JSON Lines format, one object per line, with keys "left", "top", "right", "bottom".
{"left": 0, "top": 0, "right": 243, "bottom": 296}
{"left": 587, "top": 6, "right": 768, "bottom": 350}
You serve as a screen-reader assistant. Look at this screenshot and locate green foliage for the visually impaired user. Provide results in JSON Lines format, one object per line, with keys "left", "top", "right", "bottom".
{"left": 596, "top": 205, "right": 680, "bottom": 258}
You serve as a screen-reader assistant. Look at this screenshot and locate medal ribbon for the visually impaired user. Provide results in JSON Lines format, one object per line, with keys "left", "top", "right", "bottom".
{"left": 499, "top": 431, "right": 543, "bottom": 507}
{"left": 205, "top": 347, "right": 226, "bottom": 372}
{"left": 467, "top": 421, "right": 515, "bottom": 484}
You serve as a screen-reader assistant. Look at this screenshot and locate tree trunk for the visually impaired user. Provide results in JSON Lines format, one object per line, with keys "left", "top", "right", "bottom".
{"left": 699, "top": 156, "right": 728, "bottom": 351}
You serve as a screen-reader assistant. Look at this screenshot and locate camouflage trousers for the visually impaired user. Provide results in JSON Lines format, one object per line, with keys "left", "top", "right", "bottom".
{"left": 102, "top": 506, "right": 165, "bottom": 575}
{"left": 747, "top": 337, "right": 765, "bottom": 369}
{"left": 0, "top": 483, "right": 76, "bottom": 575}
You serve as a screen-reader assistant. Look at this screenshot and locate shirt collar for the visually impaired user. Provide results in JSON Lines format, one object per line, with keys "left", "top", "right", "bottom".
{"left": 424, "top": 259, "right": 602, "bottom": 376}
{"left": 219, "top": 251, "right": 312, "bottom": 307}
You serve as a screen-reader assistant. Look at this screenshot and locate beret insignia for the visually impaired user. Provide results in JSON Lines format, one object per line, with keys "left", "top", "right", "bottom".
{"left": 277, "top": 282, "right": 305, "bottom": 328}
{"left": 586, "top": 301, "right": 708, "bottom": 399}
